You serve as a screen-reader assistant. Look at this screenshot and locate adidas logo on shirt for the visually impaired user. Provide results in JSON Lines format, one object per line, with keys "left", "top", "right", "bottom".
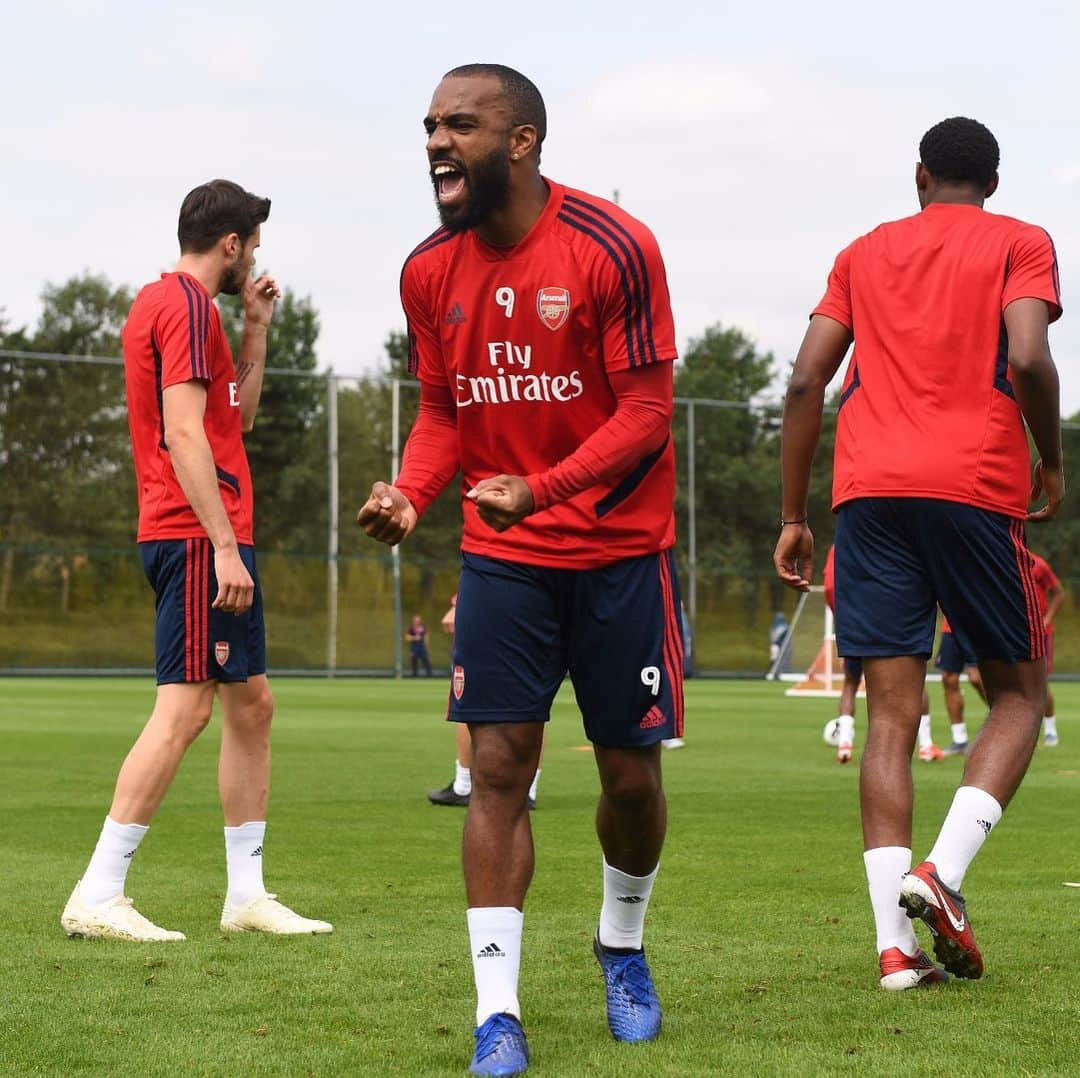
{"left": 476, "top": 942, "right": 505, "bottom": 958}
{"left": 445, "top": 302, "right": 466, "bottom": 325}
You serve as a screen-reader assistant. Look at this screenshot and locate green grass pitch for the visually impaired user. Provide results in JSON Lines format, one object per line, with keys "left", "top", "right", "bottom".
{"left": 1, "top": 677, "right": 1078, "bottom": 1076}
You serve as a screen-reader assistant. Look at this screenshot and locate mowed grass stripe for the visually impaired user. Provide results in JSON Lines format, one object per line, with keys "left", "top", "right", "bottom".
{"left": 0, "top": 678, "right": 1077, "bottom": 1075}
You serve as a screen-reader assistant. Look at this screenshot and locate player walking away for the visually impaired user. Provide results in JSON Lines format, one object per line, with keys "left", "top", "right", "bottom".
{"left": 406, "top": 613, "right": 433, "bottom": 676}
{"left": 61, "top": 181, "right": 331, "bottom": 942}
{"left": 1030, "top": 552, "right": 1065, "bottom": 745}
{"left": 775, "top": 117, "right": 1063, "bottom": 990}
{"left": 935, "top": 615, "right": 987, "bottom": 756}
{"left": 823, "top": 546, "right": 942, "bottom": 764}
{"left": 359, "top": 64, "right": 681, "bottom": 1075}
{"left": 429, "top": 594, "right": 544, "bottom": 809}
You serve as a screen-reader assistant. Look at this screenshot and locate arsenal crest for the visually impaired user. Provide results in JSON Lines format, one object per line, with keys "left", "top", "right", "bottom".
{"left": 452, "top": 664, "right": 466, "bottom": 700}
{"left": 215, "top": 641, "right": 230, "bottom": 666}
{"left": 536, "top": 287, "right": 570, "bottom": 331}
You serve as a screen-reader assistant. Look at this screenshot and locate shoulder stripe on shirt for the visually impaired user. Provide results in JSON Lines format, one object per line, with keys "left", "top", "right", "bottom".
{"left": 150, "top": 329, "right": 167, "bottom": 449}
{"left": 176, "top": 276, "right": 210, "bottom": 380}
{"left": 563, "top": 194, "right": 658, "bottom": 365}
{"left": 557, "top": 211, "right": 643, "bottom": 366}
{"left": 402, "top": 226, "right": 454, "bottom": 270}
{"left": 560, "top": 203, "right": 646, "bottom": 366}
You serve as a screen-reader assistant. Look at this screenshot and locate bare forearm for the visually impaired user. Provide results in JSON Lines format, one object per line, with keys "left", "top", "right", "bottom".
{"left": 167, "top": 429, "right": 238, "bottom": 551}
{"left": 1013, "top": 358, "right": 1061, "bottom": 468}
{"left": 780, "top": 378, "right": 827, "bottom": 519}
{"left": 236, "top": 323, "right": 269, "bottom": 431}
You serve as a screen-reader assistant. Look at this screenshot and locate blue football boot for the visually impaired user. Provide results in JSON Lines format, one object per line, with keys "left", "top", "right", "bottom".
{"left": 593, "top": 935, "right": 662, "bottom": 1042}
{"left": 469, "top": 1012, "right": 529, "bottom": 1076}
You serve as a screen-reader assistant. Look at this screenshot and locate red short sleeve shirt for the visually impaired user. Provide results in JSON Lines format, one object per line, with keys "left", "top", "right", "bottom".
{"left": 815, "top": 205, "right": 1062, "bottom": 518}
{"left": 1029, "top": 553, "right": 1060, "bottom": 628}
{"left": 122, "top": 273, "right": 253, "bottom": 543}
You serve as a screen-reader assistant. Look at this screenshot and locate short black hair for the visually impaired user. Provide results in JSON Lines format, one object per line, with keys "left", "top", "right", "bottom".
{"left": 444, "top": 63, "right": 547, "bottom": 147}
{"left": 178, "top": 180, "right": 271, "bottom": 254}
{"left": 919, "top": 117, "right": 1000, "bottom": 188}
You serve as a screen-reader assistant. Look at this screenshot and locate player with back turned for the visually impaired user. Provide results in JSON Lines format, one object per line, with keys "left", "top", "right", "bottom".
{"left": 358, "top": 64, "right": 683, "bottom": 1076}
{"left": 775, "top": 117, "right": 1063, "bottom": 990}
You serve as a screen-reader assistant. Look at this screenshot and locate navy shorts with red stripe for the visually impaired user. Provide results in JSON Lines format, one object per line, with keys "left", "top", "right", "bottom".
{"left": 449, "top": 550, "right": 684, "bottom": 747}
{"left": 834, "top": 498, "right": 1045, "bottom": 664}
{"left": 139, "top": 539, "right": 266, "bottom": 685}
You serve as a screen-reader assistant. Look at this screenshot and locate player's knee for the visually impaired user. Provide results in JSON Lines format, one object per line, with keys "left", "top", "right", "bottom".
{"left": 601, "top": 764, "right": 662, "bottom": 807}
{"left": 162, "top": 699, "right": 213, "bottom": 745}
{"left": 232, "top": 685, "right": 274, "bottom": 734}
{"left": 471, "top": 735, "right": 533, "bottom": 795}
{"left": 253, "top": 685, "right": 274, "bottom": 728}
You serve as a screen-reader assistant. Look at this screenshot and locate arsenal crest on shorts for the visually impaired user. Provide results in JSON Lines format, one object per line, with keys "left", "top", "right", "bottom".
{"left": 536, "top": 287, "right": 570, "bottom": 331}
{"left": 215, "top": 641, "right": 230, "bottom": 666}
{"left": 452, "top": 664, "right": 466, "bottom": 700}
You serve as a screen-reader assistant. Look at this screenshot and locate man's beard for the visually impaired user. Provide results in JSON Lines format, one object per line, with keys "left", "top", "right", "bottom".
{"left": 435, "top": 147, "right": 511, "bottom": 233}
{"left": 219, "top": 257, "right": 247, "bottom": 296}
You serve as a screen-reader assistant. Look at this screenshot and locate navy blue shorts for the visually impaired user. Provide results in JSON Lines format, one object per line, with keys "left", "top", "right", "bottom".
{"left": 449, "top": 550, "right": 685, "bottom": 747}
{"left": 834, "top": 498, "right": 1045, "bottom": 664}
{"left": 139, "top": 539, "right": 266, "bottom": 685}
{"left": 935, "top": 631, "right": 977, "bottom": 674}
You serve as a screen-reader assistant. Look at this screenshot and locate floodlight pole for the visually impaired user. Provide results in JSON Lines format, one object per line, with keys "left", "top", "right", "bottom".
{"left": 326, "top": 369, "right": 339, "bottom": 677}
{"left": 391, "top": 378, "right": 404, "bottom": 679}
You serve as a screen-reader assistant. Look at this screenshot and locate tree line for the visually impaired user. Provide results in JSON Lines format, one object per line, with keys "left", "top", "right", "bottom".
{"left": 2, "top": 273, "right": 1076, "bottom": 618}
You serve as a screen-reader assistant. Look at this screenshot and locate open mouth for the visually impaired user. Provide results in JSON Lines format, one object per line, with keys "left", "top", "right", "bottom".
{"left": 431, "top": 161, "right": 467, "bottom": 205}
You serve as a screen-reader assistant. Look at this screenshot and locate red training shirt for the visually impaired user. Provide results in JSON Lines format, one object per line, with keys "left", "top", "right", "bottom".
{"left": 1029, "top": 552, "right": 1061, "bottom": 630}
{"left": 398, "top": 180, "right": 678, "bottom": 569}
{"left": 815, "top": 204, "right": 1062, "bottom": 518}
{"left": 823, "top": 545, "right": 836, "bottom": 612}
{"left": 123, "top": 272, "right": 254, "bottom": 544}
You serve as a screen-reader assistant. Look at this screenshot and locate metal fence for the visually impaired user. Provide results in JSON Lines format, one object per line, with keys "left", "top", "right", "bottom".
{"left": 3, "top": 349, "right": 1078, "bottom": 677}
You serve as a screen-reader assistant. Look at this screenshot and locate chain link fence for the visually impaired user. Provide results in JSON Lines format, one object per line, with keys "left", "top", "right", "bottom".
{"left": 2, "top": 350, "right": 1076, "bottom": 676}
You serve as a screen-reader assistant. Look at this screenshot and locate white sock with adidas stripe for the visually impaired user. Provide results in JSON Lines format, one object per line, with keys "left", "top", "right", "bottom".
{"left": 598, "top": 859, "right": 658, "bottom": 950}
{"left": 925, "top": 786, "right": 1002, "bottom": 891}
{"left": 225, "top": 821, "right": 266, "bottom": 906}
{"left": 81, "top": 816, "right": 148, "bottom": 905}
{"left": 467, "top": 906, "right": 523, "bottom": 1025}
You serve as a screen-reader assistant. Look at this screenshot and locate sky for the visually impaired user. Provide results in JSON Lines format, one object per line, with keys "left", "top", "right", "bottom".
{"left": 3, "top": 0, "right": 1079, "bottom": 407}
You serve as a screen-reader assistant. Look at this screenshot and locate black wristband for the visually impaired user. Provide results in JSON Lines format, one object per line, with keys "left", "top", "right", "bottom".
{"left": 780, "top": 516, "right": 807, "bottom": 526}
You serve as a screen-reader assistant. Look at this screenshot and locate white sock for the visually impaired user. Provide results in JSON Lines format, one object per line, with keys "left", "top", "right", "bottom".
{"left": 863, "top": 846, "right": 918, "bottom": 955}
{"left": 527, "top": 769, "right": 541, "bottom": 803}
{"left": 837, "top": 714, "right": 855, "bottom": 745}
{"left": 224, "top": 821, "right": 266, "bottom": 906}
{"left": 453, "top": 759, "right": 472, "bottom": 797}
{"left": 951, "top": 721, "right": 969, "bottom": 745}
{"left": 80, "top": 816, "right": 148, "bottom": 906}
{"left": 598, "top": 859, "right": 658, "bottom": 950}
{"left": 1043, "top": 716, "right": 1058, "bottom": 738}
{"left": 918, "top": 714, "right": 933, "bottom": 749}
{"left": 467, "top": 907, "right": 523, "bottom": 1025}
{"left": 925, "top": 786, "right": 1003, "bottom": 891}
